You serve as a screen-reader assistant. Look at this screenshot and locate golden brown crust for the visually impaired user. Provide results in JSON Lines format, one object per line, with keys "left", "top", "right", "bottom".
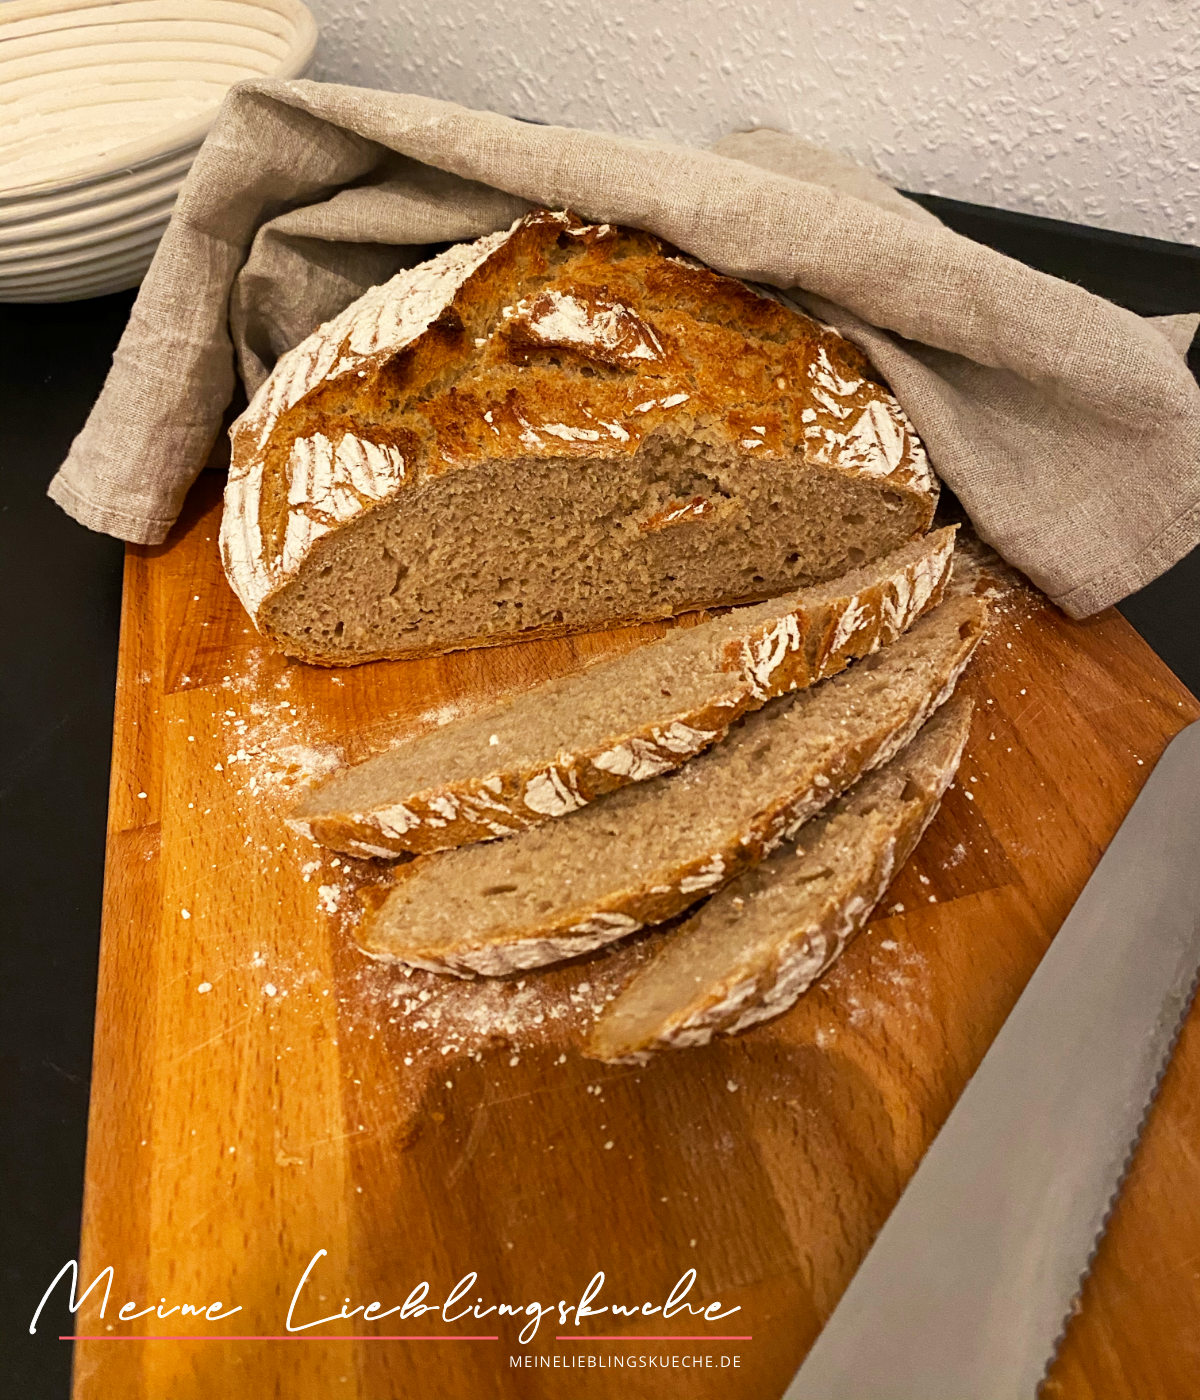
{"left": 221, "top": 210, "right": 937, "bottom": 663}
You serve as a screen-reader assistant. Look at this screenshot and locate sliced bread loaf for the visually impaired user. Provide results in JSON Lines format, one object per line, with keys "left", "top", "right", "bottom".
{"left": 356, "top": 595, "right": 986, "bottom": 976}
{"left": 293, "top": 528, "right": 956, "bottom": 859}
{"left": 587, "top": 699, "right": 973, "bottom": 1063}
{"left": 221, "top": 209, "right": 938, "bottom": 665}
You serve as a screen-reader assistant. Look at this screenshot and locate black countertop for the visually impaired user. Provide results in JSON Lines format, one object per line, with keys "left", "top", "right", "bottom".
{"left": 2, "top": 203, "right": 1197, "bottom": 1399}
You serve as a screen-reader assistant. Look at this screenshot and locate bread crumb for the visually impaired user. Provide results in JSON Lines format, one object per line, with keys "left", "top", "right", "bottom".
{"left": 197, "top": 982, "right": 212, "bottom": 994}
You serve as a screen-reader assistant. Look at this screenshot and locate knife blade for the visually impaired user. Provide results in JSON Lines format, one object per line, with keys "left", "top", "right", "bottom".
{"left": 785, "top": 718, "right": 1200, "bottom": 1400}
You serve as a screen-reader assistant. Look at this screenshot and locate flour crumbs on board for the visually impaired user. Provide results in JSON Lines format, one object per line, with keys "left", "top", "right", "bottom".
{"left": 175, "top": 647, "right": 668, "bottom": 1083}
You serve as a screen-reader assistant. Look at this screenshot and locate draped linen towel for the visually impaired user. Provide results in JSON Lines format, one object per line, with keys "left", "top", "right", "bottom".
{"left": 47, "top": 79, "right": 1200, "bottom": 618}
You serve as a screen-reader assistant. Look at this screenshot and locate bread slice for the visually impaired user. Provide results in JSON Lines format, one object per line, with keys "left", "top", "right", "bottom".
{"left": 221, "top": 209, "right": 938, "bottom": 665}
{"left": 587, "top": 699, "right": 973, "bottom": 1063}
{"left": 356, "top": 595, "right": 986, "bottom": 976}
{"left": 293, "top": 528, "right": 957, "bottom": 859}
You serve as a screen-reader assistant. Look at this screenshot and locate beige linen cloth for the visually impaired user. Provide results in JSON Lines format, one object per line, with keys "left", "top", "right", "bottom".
{"left": 48, "top": 80, "right": 1200, "bottom": 618}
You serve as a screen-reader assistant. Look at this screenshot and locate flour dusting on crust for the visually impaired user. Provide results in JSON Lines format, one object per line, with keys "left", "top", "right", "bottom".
{"left": 221, "top": 222, "right": 519, "bottom": 618}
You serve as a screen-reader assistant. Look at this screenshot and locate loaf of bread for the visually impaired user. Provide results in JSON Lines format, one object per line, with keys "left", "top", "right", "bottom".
{"left": 292, "top": 528, "right": 956, "bottom": 859}
{"left": 221, "top": 209, "right": 938, "bottom": 665}
{"left": 356, "top": 595, "right": 986, "bottom": 976}
{"left": 587, "top": 699, "right": 972, "bottom": 1063}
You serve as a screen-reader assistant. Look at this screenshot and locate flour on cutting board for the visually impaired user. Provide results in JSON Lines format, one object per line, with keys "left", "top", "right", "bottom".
{"left": 824, "top": 936, "right": 932, "bottom": 1026}
{"left": 192, "top": 650, "right": 657, "bottom": 1073}
{"left": 213, "top": 660, "right": 343, "bottom": 796}
{"left": 338, "top": 953, "right": 645, "bottom": 1063}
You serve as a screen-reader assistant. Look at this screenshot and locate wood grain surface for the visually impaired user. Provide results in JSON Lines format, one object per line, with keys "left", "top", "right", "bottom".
{"left": 72, "top": 472, "right": 1199, "bottom": 1399}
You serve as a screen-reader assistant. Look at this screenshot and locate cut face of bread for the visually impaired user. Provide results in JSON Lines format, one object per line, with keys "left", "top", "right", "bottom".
{"left": 355, "top": 596, "right": 986, "bottom": 976}
{"left": 292, "top": 528, "right": 956, "bottom": 859}
{"left": 221, "top": 209, "right": 938, "bottom": 665}
{"left": 587, "top": 699, "right": 973, "bottom": 1064}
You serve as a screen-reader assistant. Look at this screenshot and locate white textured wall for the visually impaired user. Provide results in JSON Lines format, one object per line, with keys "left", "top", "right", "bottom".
{"left": 306, "top": 0, "right": 1199, "bottom": 244}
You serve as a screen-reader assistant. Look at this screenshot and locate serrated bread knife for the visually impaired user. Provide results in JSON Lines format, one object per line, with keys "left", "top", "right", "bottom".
{"left": 786, "top": 718, "right": 1200, "bottom": 1400}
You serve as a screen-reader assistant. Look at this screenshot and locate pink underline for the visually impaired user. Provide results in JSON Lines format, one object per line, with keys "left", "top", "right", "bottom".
{"left": 62, "top": 1335, "right": 498, "bottom": 1342}
{"left": 556, "top": 1336, "right": 753, "bottom": 1342}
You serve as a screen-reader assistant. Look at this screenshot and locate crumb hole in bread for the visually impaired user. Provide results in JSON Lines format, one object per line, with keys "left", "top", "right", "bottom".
{"left": 847, "top": 547, "right": 865, "bottom": 564}
{"left": 900, "top": 778, "right": 924, "bottom": 802}
{"left": 481, "top": 884, "right": 519, "bottom": 896}
{"left": 843, "top": 512, "right": 865, "bottom": 526}
{"left": 958, "top": 621, "right": 975, "bottom": 639}
{"left": 795, "top": 867, "right": 834, "bottom": 883}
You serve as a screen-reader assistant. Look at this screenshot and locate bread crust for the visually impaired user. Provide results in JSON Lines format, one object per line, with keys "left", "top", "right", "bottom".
{"left": 221, "top": 210, "right": 938, "bottom": 665}
{"left": 292, "top": 528, "right": 957, "bottom": 859}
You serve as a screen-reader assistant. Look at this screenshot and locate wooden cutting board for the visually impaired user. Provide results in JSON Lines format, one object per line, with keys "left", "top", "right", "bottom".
{"left": 72, "top": 471, "right": 1199, "bottom": 1399}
